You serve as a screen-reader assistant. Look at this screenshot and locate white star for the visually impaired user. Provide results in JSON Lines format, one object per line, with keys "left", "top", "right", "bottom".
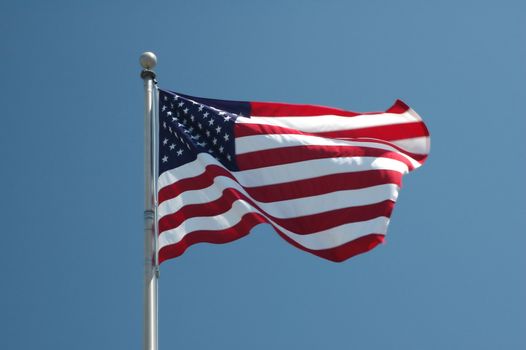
{"left": 198, "top": 123, "right": 202, "bottom": 129}
{"left": 183, "top": 108, "right": 189, "bottom": 114}
{"left": 162, "top": 155, "right": 168, "bottom": 163}
{"left": 219, "top": 146, "right": 224, "bottom": 153}
{"left": 206, "top": 130, "right": 211, "bottom": 137}
{"left": 227, "top": 154, "right": 232, "bottom": 161}
{"left": 162, "top": 105, "right": 167, "bottom": 112}
{"left": 177, "top": 149, "right": 183, "bottom": 156}
{"left": 198, "top": 105, "right": 204, "bottom": 112}
{"left": 212, "top": 138, "right": 218, "bottom": 145}
{"left": 163, "top": 121, "right": 167, "bottom": 129}
{"left": 208, "top": 119, "right": 214, "bottom": 126}
{"left": 169, "top": 144, "right": 175, "bottom": 150}
{"left": 178, "top": 101, "right": 184, "bottom": 107}
{"left": 167, "top": 111, "right": 172, "bottom": 116}
{"left": 203, "top": 112, "right": 209, "bottom": 118}
{"left": 172, "top": 117, "right": 176, "bottom": 122}
{"left": 163, "top": 138, "right": 168, "bottom": 145}
{"left": 223, "top": 134, "right": 230, "bottom": 141}
{"left": 190, "top": 115, "right": 195, "bottom": 121}
{"left": 215, "top": 126, "right": 222, "bottom": 133}
{"left": 168, "top": 127, "right": 172, "bottom": 133}
{"left": 163, "top": 95, "right": 168, "bottom": 101}
{"left": 224, "top": 116, "right": 231, "bottom": 121}
{"left": 173, "top": 95, "right": 179, "bottom": 101}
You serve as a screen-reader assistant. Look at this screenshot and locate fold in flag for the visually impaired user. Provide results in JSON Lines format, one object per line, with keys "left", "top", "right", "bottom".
{"left": 157, "top": 89, "right": 430, "bottom": 263}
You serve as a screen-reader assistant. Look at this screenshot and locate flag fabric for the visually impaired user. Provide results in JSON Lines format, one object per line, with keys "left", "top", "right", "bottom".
{"left": 156, "top": 89, "right": 430, "bottom": 263}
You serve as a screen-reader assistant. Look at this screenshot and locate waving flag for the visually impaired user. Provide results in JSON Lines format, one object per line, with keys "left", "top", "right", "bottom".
{"left": 156, "top": 89, "right": 430, "bottom": 263}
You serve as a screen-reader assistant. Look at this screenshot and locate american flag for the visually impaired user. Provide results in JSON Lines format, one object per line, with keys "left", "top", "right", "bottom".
{"left": 157, "top": 89, "right": 430, "bottom": 263}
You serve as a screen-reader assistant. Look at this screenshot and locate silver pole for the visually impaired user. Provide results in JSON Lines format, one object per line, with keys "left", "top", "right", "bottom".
{"left": 140, "top": 51, "right": 159, "bottom": 350}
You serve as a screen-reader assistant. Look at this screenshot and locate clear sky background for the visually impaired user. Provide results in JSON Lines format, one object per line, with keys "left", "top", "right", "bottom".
{"left": 1, "top": 1, "right": 525, "bottom": 349}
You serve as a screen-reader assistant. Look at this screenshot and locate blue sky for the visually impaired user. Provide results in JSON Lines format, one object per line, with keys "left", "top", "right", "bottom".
{"left": 1, "top": 1, "right": 525, "bottom": 349}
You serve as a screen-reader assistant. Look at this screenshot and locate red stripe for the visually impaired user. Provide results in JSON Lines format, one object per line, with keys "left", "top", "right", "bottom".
{"left": 236, "top": 144, "right": 415, "bottom": 171}
{"left": 246, "top": 170, "right": 402, "bottom": 202}
{"left": 317, "top": 122, "right": 429, "bottom": 141}
{"left": 275, "top": 231, "right": 385, "bottom": 262}
{"left": 235, "top": 122, "right": 296, "bottom": 138}
{"left": 158, "top": 163, "right": 402, "bottom": 206}
{"left": 250, "top": 99, "right": 409, "bottom": 117}
{"left": 387, "top": 99, "right": 410, "bottom": 114}
{"left": 239, "top": 122, "right": 429, "bottom": 141}
{"left": 159, "top": 184, "right": 395, "bottom": 235}
{"left": 236, "top": 121, "right": 428, "bottom": 141}
{"left": 158, "top": 211, "right": 385, "bottom": 263}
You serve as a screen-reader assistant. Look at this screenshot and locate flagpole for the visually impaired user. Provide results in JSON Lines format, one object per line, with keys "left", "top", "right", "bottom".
{"left": 140, "top": 51, "right": 159, "bottom": 350}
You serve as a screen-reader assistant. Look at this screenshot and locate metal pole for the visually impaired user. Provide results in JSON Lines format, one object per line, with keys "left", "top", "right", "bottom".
{"left": 140, "top": 51, "right": 158, "bottom": 350}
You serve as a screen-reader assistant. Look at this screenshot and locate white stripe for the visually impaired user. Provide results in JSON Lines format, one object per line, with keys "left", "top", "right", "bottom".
{"left": 237, "top": 111, "right": 419, "bottom": 133}
{"left": 158, "top": 173, "right": 399, "bottom": 219}
{"left": 235, "top": 133, "right": 422, "bottom": 169}
{"left": 406, "top": 107, "right": 423, "bottom": 121}
{"left": 391, "top": 136, "right": 430, "bottom": 155}
{"left": 158, "top": 199, "right": 390, "bottom": 251}
{"left": 158, "top": 153, "right": 409, "bottom": 191}
{"left": 237, "top": 156, "right": 408, "bottom": 187}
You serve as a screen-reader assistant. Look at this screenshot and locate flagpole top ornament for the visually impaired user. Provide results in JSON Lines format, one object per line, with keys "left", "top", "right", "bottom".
{"left": 140, "top": 52, "right": 157, "bottom": 69}
{"left": 140, "top": 52, "right": 157, "bottom": 80}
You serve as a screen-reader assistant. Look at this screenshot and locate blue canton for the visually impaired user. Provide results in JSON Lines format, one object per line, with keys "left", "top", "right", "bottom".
{"left": 158, "top": 89, "right": 239, "bottom": 174}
